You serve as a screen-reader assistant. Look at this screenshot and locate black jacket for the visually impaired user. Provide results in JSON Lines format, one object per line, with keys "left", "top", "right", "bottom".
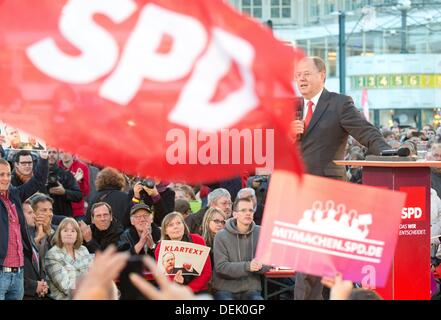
{"left": 45, "top": 165, "right": 82, "bottom": 217}
{"left": 253, "top": 203, "right": 264, "bottom": 226}
{"left": 23, "top": 235, "right": 44, "bottom": 299}
{"left": 10, "top": 170, "right": 25, "bottom": 188}
{"left": 185, "top": 207, "right": 209, "bottom": 235}
{"left": 11, "top": 164, "right": 82, "bottom": 217}
{"left": 86, "top": 188, "right": 131, "bottom": 228}
{"left": 0, "top": 158, "right": 48, "bottom": 266}
{"left": 117, "top": 225, "right": 161, "bottom": 258}
{"left": 84, "top": 220, "right": 124, "bottom": 253}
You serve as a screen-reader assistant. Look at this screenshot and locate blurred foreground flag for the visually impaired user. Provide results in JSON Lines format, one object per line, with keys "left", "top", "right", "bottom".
{"left": 0, "top": 0, "right": 304, "bottom": 182}
{"left": 256, "top": 171, "right": 407, "bottom": 287}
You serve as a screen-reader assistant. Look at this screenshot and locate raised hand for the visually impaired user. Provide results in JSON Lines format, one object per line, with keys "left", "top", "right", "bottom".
{"left": 74, "top": 168, "right": 84, "bottom": 181}
{"left": 130, "top": 256, "right": 195, "bottom": 300}
{"left": 49, "top": 182, "right": 66, "bottom": 195}
{"left": 39, "top": 150, "right": 49, "bottom": 159}
{"left": 143, "top": 185, "right": 159, "bottom": 197}
{"left": 321, "top": 272, "right": 353, "bottom": 300}
{"left": 73, "top": 246, "right": 130, "bottom": 300}
{"left": 79, "top": 221, "right": 92, "bottom": 242}
{"left": 173, "top": 270, "right": 184, "bottom": 284}
{"left": 133, "top": 182, "right": 143, "bottom": 199}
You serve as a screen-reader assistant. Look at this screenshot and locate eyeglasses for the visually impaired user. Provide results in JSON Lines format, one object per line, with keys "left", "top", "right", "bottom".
{"left": 218, "top": 201, "right": 232, "bottom": 206}
{"left": 132, "top": 214, "right": 150, "bottom": 221}
{"left": 19, "top": 161, "right": 33, "bottom": 166}
{"left": 212, "top": 219, "right": 225, "bottom": 225}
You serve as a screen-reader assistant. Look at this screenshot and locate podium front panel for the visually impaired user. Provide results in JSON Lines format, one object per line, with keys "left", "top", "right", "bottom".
{"left": 363, "top": 167, "right": 431, "bottom": 300}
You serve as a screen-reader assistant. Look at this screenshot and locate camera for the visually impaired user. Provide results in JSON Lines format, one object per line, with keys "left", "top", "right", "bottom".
{"left": 140, "top": 178, "right": 155, "bottom": 189}
{"left": 47, "top": 169, "right": 59, "bottom": 188}
{"left": 253, "top": 176, "right": 268, "bottom": 183}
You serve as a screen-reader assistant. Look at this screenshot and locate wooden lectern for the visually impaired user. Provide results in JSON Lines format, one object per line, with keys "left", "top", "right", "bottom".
{"left": 335, "top": 160, "right": 441, "bottom": 300}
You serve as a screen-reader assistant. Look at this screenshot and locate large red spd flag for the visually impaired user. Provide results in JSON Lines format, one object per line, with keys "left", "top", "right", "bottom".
{"left": 0, "top": 0, "right": 304, "bottom": 182}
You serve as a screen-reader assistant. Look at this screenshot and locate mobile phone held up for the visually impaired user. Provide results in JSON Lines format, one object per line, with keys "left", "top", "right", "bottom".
{"left": 118, "top": 255, "right": 153, "bottom": 300}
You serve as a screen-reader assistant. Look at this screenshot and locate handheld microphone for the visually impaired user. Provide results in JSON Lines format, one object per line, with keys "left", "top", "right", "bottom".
{"left": 295, "top": 100, "right": 303, "bottom": 141}
{"left": 296, "top": 102, "right": 303, "bottom": 120}
{"left": 380, "top": 147, "right": 411, "bottom": 157}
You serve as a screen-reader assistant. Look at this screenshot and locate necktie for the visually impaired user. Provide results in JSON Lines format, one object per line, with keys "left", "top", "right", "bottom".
{"left": 304, "top": 100, "right": 314, "bottom": 130}
{"left": 32, "top": 247, "right": 40, "bottom": 273}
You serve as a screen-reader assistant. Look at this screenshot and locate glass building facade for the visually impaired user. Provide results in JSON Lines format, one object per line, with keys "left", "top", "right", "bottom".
{"left": 228, "top": 0, "right": 441, "bottom": 129}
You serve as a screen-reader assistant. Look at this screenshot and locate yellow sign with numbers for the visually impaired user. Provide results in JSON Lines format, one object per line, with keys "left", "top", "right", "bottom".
{"left": 351, "top": 74, "right": 441, "bottom": 89}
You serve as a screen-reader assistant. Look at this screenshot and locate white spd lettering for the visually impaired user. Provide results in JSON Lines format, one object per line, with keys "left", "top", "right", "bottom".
{"left": 401, "top": 207, "right": 423, "bottom": 220}
{"left": 100, "top": 4, "right": 207, "bottom": 105}
{"left": 27, "top": 0, "right": 137, "bottom": 83}
{"left": 169, "top": 28, "right": 257, "bottom": 132}
{"left": 26, "top": 0, "right": 258, "bottom": 131}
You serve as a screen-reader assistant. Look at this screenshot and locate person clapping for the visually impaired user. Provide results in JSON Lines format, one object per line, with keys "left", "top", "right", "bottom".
{"left": 45, "top": 218, "right": 93, "bottom": 300}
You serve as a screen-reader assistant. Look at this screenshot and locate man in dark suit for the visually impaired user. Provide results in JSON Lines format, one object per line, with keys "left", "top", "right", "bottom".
{"left": 22, "top": 200, "right": 49, "bottom": 300}
{"left": 290, "top": 56, "right": 391, "bottom": 300}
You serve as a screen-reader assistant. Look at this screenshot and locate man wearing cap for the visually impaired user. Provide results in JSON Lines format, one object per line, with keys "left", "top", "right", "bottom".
{"left": 78, "top": 202, "right": 123, "bottom": 254}
{"left": 117, "top": 203, "right": 161, "bottom": 258}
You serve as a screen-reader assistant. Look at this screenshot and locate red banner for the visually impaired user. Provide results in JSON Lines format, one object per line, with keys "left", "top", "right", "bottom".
{"left": 256, "top": 171, "right": 407, "bottom": 288}
{"left": 0, "top": 0, "right": 304, "bottom": 182}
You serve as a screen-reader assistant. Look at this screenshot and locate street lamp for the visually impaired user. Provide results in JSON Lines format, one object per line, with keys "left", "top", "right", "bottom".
{"left": 331, "top": 11, "right": 353, "bottom": 95}
{"left": 397, "top": 0, "right": 412, "bottom": 54}
{"left": 338, "top": 11, "right": 346, "bottom": 94}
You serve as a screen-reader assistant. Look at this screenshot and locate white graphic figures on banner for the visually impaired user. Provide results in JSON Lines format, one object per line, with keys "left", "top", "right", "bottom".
{"left": 297, "top": 200, "right": 373, "bottom": 240}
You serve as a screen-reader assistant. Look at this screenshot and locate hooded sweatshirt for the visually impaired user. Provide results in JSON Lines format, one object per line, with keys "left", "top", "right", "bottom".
{"left": 212, "top": 218, "right": 270, "bottom": 293}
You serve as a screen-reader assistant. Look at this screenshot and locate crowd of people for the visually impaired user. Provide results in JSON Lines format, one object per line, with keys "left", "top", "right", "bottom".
{"left": 345, "top": 123, "right": 441, "bottom": 183}
{"left": 0, "top": 145, "right": 390, "bottom": 300}
{"left": 0, "top": 145, "right": 274, "bottom": 300}
{"left": 0, "top": 56, "right": 439, "bottom": 300}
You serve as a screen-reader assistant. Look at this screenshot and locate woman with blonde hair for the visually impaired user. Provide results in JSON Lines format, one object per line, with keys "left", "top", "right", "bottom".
{"left": 155, "top": 212, "right": 212, "bottom": 293}
{"left": 201, "top": 208, "right": 226, "bottom": 294}
{"left": 202, "top": 207, "right": 226, "bottom": 253}
{"left": 45, "top": 218, "right": 93, "bottom": 300}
